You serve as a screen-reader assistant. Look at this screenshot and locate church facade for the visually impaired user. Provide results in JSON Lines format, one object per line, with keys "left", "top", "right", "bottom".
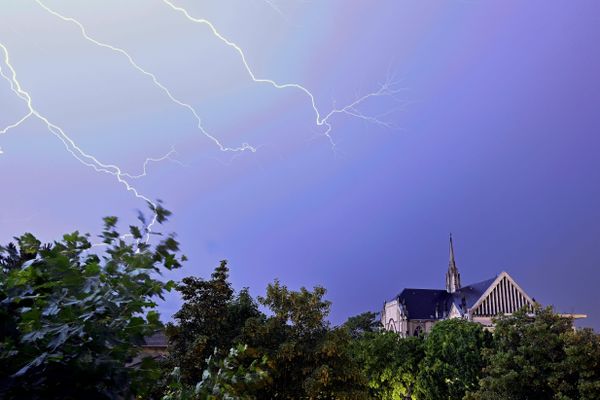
{"left": 381, "top": 236, "right": 537, "bottom": 336}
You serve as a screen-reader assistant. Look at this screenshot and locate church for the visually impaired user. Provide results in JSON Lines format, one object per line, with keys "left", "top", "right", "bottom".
{"left": 382, "top": 236, "right": 539, "bottom": 336}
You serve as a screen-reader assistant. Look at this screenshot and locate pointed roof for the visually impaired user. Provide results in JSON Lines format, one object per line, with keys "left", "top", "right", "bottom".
{"left": 448, "top": 276, "right": 497, "bottom": 311}
{"left": 469, "top": 271, "right": 535, "bottom": 313}
{"left": 446, "top": 233, "right": 462, "bottom": 292}
{"left": 449, "top": 233, "right": 457, "bottom": 270}
{"left": 392, "top": 276, "right": 498, "bottom": 320}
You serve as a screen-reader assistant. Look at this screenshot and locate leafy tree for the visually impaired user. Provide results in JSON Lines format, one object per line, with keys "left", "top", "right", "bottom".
{"left": 244, "top": 280, "right": 368, "bottom": 399}
{"left": 166, "top": 261, "right": 261, "bottom": 385}
{"left": 551, "top": 328, "right": 600, "bottom": 399}
{"left": 0, "top": 204, "right": 184, "bottom": 399}
{"left": 467, "top": 306, "right": 599, "bottom": 400}
{"left": 161, "top": 344, "right": 270, "bottom": 400}
{"left": 416, "top": 318, "right": 491, "bottom": 400}
{"left": 344, "top": 311, "right": 381, "bottom": 339}
{"left": 350, "top": 331, "right": 424, "bottom": 400}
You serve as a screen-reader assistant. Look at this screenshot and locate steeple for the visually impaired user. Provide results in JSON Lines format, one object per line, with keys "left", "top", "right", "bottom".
{"left": 446, "top": 234, "right": 461, "bottom": 293}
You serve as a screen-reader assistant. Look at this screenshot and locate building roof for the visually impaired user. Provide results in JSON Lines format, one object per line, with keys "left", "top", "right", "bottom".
{"left": 395, "top": 276, "right": 497, "bottom": 320}
{"left": 449, "top": 276, "right": 497, "bottom": 310}
{"left": 143, "top": 331, "right": 168, "bottom": 348}
{"left": 396, "top": 288, "right": 449, "bottom": 320}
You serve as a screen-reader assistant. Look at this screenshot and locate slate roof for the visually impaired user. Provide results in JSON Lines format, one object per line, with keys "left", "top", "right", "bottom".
{"left": 143, "top": 331, "right": 168, "bottom": 348}
{"left": 450, "top": 277, "right": 497, "bottom": 310}
{"left": 396, "top": 289, "right": 447, "bottom": 320}
{"left": 395, "top": 276, "right": 497, "bottom": 320}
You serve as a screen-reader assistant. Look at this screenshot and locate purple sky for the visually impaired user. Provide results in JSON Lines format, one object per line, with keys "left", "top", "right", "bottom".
{"left": 1, "top": 0, "right": 599, "bottom": 329}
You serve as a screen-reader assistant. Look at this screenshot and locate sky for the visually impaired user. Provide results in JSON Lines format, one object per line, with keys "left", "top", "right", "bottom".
{"left": 1, "top": 0, "right": 599, "bottom": 330}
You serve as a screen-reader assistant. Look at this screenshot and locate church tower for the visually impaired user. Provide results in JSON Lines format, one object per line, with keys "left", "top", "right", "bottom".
{"left": 446, "top": 234, "right": 461, "bottom": 293}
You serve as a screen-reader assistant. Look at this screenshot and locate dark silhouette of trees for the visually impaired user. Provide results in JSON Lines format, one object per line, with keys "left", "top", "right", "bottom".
{"left": 0, "top": 204, "right": 184, "bottom": 399}
{"left": 2, "top": 210, "right": 599, "bottom": 399}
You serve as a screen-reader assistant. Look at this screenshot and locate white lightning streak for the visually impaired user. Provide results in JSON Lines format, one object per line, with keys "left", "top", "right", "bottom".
{"left": 0, "top": 111, "right": 33, "bottom": 135}
{"left": 1, "top": 1, "right": 401, "bottom": 242}
{"left": 162, "top": 0, "right": 402, "bottom": 149}
{"left": 121, "top": 147, "right": 185, "bottom": 180}
{"left": 35, "top": 0, "right": 254, "bottom": 153}
{"left": 262, "top": 0, "right": 287, "bottom": 19}
{"left": 0, "top": 42, "right": 158, "bottom": 241}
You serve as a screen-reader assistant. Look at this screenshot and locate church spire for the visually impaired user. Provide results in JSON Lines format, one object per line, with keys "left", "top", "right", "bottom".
{"left": 446, "top": 234, "right": 461, "bottom": 293}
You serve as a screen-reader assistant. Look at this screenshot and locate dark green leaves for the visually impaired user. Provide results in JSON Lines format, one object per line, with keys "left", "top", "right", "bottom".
{"left": 0, "top": 204, "right": 184, "bottom": 399}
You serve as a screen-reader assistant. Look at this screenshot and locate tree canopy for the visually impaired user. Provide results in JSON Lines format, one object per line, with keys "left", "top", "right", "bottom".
{"left": 1, "top": 209, "right": 598, "bottom": 400}
{"left": 466, "top": 306, "right": 600, "bottom": 400}
{"left": 0, "top": 204, "right": 184, "bottom": 399}
{"left": 416, "top": 319, "right": 491, "bottom": 400}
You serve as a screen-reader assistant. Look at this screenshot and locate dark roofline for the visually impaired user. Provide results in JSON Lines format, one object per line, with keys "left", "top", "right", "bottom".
{"left": 392, "top": 287, "right": 446, "bottom": 299}
{"left": 387, "top": 276, "right": 499, "bottom": 304}
{"left": 460, "top": 276, "right": 499, "bottom": 289}
{"left": 142, "top": 331, "right": 168, "bottom": 348}
{"left": 399, "top": 276, "right": 499, "bottom": 295}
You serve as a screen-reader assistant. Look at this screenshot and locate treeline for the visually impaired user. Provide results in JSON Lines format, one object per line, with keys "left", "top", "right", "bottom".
{"left": 1, "top": 208, "right": 599, "bottom": 399}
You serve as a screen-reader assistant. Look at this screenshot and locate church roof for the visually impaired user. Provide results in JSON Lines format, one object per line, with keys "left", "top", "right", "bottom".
{"left": 449, "top": 276, "right": 497, "bottom": 309}
{"left": 395, "top": 276, "right": 497, "bottom": 320}
{"left": 143, "top": 331, "right": 168, "bottom": 348}
{"left": 396, "top": 288, "right": 448, "bottom": 320}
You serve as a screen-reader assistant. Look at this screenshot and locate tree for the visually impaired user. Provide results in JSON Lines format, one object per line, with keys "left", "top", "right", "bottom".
{"left": 344, "top": 311, "right": 381, "bottom": 339}
{"left": 350, "top": 331, "right": 424, "bottom": 400}
{"left": 0, "top": 204, "right": 184, "bottom": 399}
{"left": 161, "top": 344, "right": 270, "bottom": 400}
{"left": 467, "top": 306, "right": 600, "bottom": 400}
{"left": 466, "top": 306, "right": 574, "bottom": 400}
{"left": 243, "top": 280, "right": 368, "bottom": 399}
{"left": 166, "top": 261, "right": 261, "bottom": 385}
{"left": 552, "top": 328, "right": 600, "bottom": 399}
{"left": 416, "top": 318, "right": 491, "bottom": 400}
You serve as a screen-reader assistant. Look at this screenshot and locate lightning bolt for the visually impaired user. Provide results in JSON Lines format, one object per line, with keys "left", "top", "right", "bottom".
{"left": 34, "top": 0, "right": 400, "bottom": 154}
{"left": 121, "top": 147, "right": 186, "bottom": 180}
{"left": 1, "top": 1, "right": 401, "bottom": 241}
{"left": 0, "top": 42, "right": 158, "bottom": 241}
{"left": 162, "top": 0, "right": 403, "bottom": 152}
{"left": 0, "top": 112, "right": 33, "bottom": 136}
{"left": 34, "top": 0, "right": 255, "bottom": 154}
{"left": 0, "top": 112, "right": 33, "bottom": 156}
{"left": 262, "top": 0, "right": 287, "bottom": 19}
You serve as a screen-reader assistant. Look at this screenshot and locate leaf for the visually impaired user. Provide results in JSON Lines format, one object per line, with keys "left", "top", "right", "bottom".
{"left": 42, "top": 303, "right": 60, "bottom": 317}
{"left": 102, "top": 216, "right": 118, "bottom": 229}
{"left": 22, "top": 328, "right": 50, "bottom": 343}
{"left": 165, "top": 280, "right": 176, "bottom": 292}
{"left": 13, "top": 352, "right": 48, "bottom": 377}
{"left": 48, "top": 325, "right": 71, "bottom": 350}
{"left": 129, "top": 225, "right": 142, "bottom": 240}
{"left": 85, "top": 262, "right": 100, "bottom": 275}
{"left": 146, "top": 310, "right": 161, "bottom": 326}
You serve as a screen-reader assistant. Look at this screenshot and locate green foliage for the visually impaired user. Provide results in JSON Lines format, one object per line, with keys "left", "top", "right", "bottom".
{"left": 0, "top": 205, "right": 184, "bottom": 399}
{"left": 240, "top": 281, "right": 369, "bottom": 399}
{"left": 553, "top": 328, "right": 600, "bottom": 400}
{"left": 350, "top": 330, "right": 424, "bottom": 400}
{"left": 162, "top": 344, "right": 270, "bottom": 400}
{"left": 415, "top": 318, "right": 491, "bottom": 400}
{"left": 166, "top": 274, "right": 367, "bottom": 399}
{"left": 467, "top": 306, "right": 600, "bottom": 400}
{"left": 344, "top": 311, "right": 381, "bottom": 339}
{"left": 2, "top": 212, "right": 599, "bottom": 400}
{"left": 166, "top": 261, "right": 261, "bottom": 385}
{"left": 258, "top": 280, "right": 331, "bottom": 337}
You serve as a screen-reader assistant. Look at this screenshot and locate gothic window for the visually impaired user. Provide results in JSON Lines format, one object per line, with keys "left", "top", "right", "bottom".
{"left": 387, "top": 319, "right": 397, "bottom": 332}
